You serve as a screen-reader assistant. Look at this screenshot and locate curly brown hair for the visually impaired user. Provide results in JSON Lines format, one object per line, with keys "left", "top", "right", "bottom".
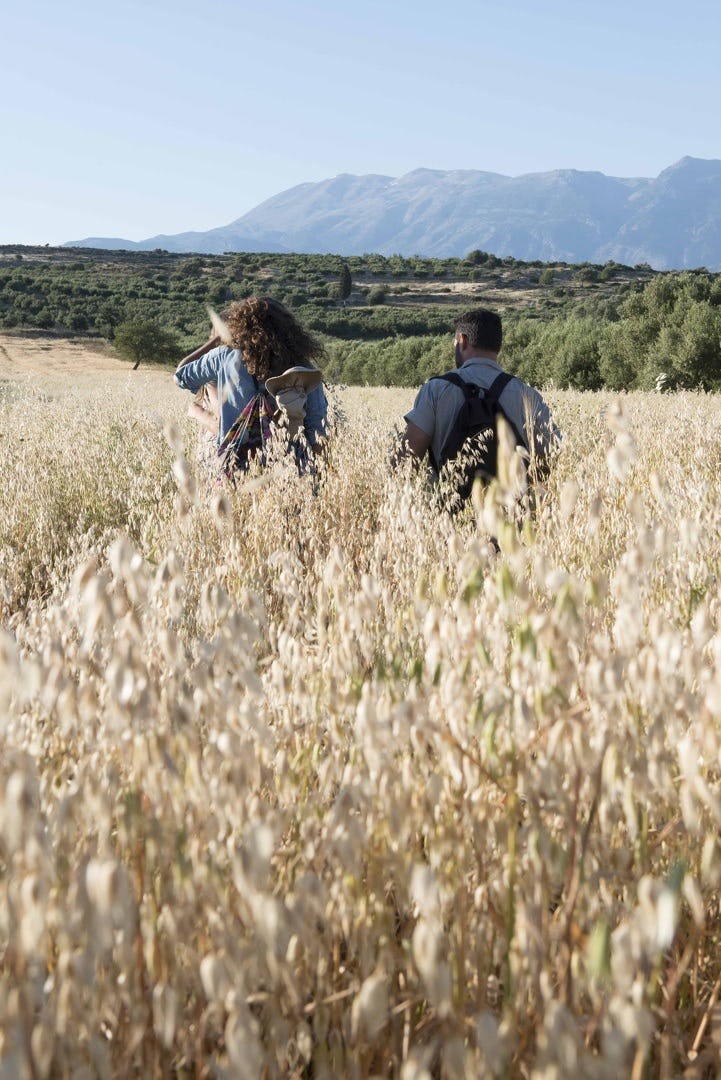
{"left": 224, "top": 297, "right": 325, "bottom": 382}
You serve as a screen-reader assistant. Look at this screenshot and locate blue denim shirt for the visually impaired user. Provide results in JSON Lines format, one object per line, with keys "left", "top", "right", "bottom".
{"left": 174, "top": 346, "right": 327, "bottom": 445}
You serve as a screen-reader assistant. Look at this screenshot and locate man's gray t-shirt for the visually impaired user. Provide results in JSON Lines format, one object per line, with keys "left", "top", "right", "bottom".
{"left": 405, "top": 357, "right": 558, "bottom": 469}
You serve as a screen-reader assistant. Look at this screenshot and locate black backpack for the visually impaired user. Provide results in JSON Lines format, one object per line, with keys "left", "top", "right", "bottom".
{"left": 429, "top": 371, "right": 524, "bottom": 500}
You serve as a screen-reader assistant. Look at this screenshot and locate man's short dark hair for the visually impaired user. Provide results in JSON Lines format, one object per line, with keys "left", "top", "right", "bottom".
{"left": 454, "top": 308, "right": 502, "bottom": 353}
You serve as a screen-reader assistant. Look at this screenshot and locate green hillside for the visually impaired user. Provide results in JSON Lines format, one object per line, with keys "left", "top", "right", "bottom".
{"left": 2, "top": 245, "right": 720, "bottom": 389}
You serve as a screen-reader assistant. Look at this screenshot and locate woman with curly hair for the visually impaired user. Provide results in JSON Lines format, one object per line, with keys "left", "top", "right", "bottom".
{"left": 174, "top": 297, "right": 327, "bottom": 461}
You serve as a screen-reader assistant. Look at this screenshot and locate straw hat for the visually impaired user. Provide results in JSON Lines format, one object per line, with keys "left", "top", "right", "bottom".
{"left": 272, "top": 385, "right": 308, "bottom": 438}
{"left": 265, "top": 365, "right": 323, "bottom": 395}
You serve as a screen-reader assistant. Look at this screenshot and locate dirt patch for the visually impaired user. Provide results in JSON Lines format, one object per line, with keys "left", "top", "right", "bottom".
{"left": 0, "top": 334, "right": 133, "bottom": 377}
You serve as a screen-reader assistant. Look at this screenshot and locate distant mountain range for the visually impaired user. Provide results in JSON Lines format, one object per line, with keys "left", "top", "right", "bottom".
{"left": 66, "top": 157, "right": 721, "bottom": 270}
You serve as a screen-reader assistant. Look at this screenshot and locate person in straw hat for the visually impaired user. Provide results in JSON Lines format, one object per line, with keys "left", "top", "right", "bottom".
{"left": 174, "top": 296, "right": 327, "bottom": 467}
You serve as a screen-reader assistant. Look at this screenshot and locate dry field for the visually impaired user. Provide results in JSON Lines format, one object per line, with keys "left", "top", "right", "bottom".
{"left": 2, "top": 336, "right": 721, "bottom": 1077}
{"left": 0, "top": 333, "right": 128, "bottom": 378}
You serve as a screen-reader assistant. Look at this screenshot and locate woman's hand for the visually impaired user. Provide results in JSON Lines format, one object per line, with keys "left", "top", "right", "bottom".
{"left": 187, "top": 400, "right": 219, "bottom": 435}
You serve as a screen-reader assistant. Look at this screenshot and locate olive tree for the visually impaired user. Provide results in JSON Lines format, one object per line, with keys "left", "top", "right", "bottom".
{"left": 113, "top": 319, "right": 179, "bottom": 370}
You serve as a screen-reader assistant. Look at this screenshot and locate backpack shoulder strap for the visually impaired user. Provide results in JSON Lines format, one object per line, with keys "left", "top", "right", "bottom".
{"left": 426, "top": 373, "right": 478, "bottom": 472}
{"left": 431, "top": 370, "right": 515, "bottom": 403}
{"left": 485, "top": 371, "right": 514, "bottom": 402}
{"left": 430, "top": 371, "right": 478, "bottom": 399}
{"left": 484, "top": 371, "right": 526, "bottom": 446}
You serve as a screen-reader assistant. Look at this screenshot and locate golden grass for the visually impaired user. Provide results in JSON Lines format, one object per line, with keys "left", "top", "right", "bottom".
{"left": 2, "top": 365, "right": 721, "bottom": 1076}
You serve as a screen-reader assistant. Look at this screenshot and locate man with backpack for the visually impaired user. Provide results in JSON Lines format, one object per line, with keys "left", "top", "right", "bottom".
{"left": 402, "top": 308, "right": 559, "bottom": 501}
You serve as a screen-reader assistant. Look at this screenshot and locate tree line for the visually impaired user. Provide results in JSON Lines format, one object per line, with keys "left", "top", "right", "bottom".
{"left": 0, "top": 247, "right": 719, "bottom": 389}
{"left": 324, "top": 274, "right": 721, "bottom": 391}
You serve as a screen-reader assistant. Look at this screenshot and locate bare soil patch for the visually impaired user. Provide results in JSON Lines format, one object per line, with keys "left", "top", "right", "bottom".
{"left": 0, "top": 333, "right": 132, "bottom": 377}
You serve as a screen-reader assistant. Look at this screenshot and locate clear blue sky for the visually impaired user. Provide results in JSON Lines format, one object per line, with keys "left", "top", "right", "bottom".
{"left": 2, "top": 0, "right": 720, "bottom": 245}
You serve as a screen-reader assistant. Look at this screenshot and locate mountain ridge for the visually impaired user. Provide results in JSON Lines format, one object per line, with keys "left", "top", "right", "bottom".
{"left": 66, "top": 158, "right": 721, "bottom": 270}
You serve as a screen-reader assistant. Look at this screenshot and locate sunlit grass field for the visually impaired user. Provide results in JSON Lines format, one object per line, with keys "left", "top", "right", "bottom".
{"left": 2, "top": 363, "right": 721, "bottom": 1076}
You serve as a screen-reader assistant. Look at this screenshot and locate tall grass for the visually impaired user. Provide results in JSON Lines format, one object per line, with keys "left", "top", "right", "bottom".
{"left": 2, "top": 374, "right": 721, "bottom": 1076}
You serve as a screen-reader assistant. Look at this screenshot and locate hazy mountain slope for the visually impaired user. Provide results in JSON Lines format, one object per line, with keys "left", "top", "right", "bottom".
{"left": 219, "top": 167, "right": 643, "bottom": 260}
{"left": 66, "top": 158, "right": 721, "bottom": 269}
{"left": 603, "top": 157, "right": 721, "bottom": 269}
{"left": 67, "top": 232, "right": 289, "bottom": 254}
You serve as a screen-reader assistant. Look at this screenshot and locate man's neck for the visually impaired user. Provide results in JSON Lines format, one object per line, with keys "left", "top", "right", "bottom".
{"left": 461, "top": 349, "right": 500, "bottom": 365}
